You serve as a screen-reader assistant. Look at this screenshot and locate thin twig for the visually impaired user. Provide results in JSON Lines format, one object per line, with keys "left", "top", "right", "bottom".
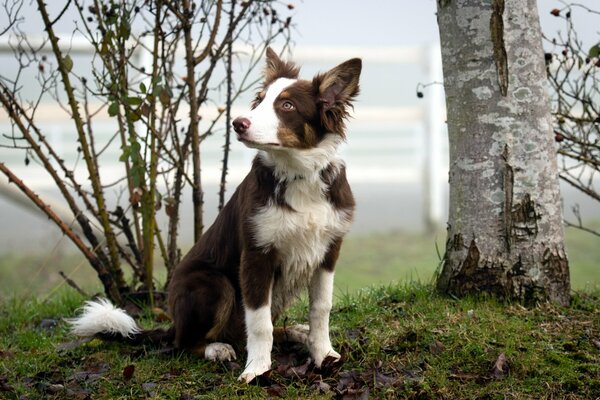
{"left": 59, "top": 271, "right": 89, "bottom": 297}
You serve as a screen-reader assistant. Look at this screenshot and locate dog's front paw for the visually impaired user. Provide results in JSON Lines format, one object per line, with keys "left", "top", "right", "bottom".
{"left": 238, "top": 366, "right": 271, "bottom": 383}
{"left": 205, "top": 342, "right": 236, "bottom": 362}
{"left": 312, "top": 348, "right": 341, "bottom": 368}
{"left": 238, "top": 360, "right": 271, "bottom": 383}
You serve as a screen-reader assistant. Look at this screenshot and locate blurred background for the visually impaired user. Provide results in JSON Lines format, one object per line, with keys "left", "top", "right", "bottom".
{"left": 0, "top": 0, "right": 598, "bottom": 297}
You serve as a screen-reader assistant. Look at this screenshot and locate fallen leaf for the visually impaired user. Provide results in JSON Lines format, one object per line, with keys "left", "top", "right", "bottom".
{"left": 562, "top": 342, "right": 576, "bottom": 352}
{"left": 273, "top": 351, "right": 299, "bottom": 368}
{"left": 39, "top": 318, "right": 58, "bottom": 330}
{"left": 69, "top": 371, "right": 105, "bottom": 384}
{"left": 68, "top": 362, "right": 108, "bottom": 384}
{"left": 123, "top": 364, "right": 135, "bottom": 381}
{"left": 402, "top": 369, "right": 424, "bottom": 382}
{"left": 226, "top": 361, "right": 241, "bottom": 371}
{"left": 286, "top": 360, "right": 310, "bottom": 378}
{"left": 56, "top": 337, "right": 92, "bottom": 352}
{"left": 491, "top": 353, "right": 509, "bottom": 379}
{"left": 0, "top": 376, "right": 14, "bottom": 393}
{"left": 373, "top": 370, "right": 399, "bottom": 388}
{"left": 449, "top": 372, "right": 480, "bottom": 381}
{"left": 341, "top": 387, "right": 369, "bottom": 400}
{"left": 46, "top": 383, "right": 65, "bottom": 394}
{"left": 316, "top": 354, "right": 344, "bottom": 377}
{"left": 252, "top": 370, "right": 274, "bottom": 386}
{"left": 0, "top": 350, "right": 14, "bottom": 358}
{"left": 142, "top": 382, "right": 158, "bottom": 396}
{"left": 336, "top": 370, "right": 365, "bottom": 394}
{"left": 312, "top": 380, "right": 331, "bottom": 394}
{"left": 159, "top": 368, "right": 183, "bottom": 380}
{"left": 266, "top": 383, "right": 286, "bottom": 397}
{"left": 430, "top": 339, "right": 445, "bottom": 355}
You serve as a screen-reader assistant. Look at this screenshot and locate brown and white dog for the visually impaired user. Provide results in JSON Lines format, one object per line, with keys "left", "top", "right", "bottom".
{"left": 69, "top": 48, "right": 361, "bottom": 382}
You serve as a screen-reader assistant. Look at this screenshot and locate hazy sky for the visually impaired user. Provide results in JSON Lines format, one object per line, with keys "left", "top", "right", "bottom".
{"left": 1, "top": 1, "right": 597, "bottom": 50}
{"left": 289, "top": 0, "right": 598, "bottom": 49}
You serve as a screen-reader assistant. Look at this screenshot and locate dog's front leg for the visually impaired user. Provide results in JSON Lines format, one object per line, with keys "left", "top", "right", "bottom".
{"left": 308, "top": 267, "right": 341, "bottom": 367}
{"left": 239, "top": 301, "right": 273, "bottom": 382}
{"left": 238, "top": 248, "right": 275, "bottom": 383}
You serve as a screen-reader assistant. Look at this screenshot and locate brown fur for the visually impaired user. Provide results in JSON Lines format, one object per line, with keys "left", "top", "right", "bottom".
{"left": 131, "top": 49, "right": 361, "bottom": 358}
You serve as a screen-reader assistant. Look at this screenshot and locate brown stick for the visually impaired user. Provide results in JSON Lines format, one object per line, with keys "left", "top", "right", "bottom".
{"left": 182, "top": 0, "right": 208, "bottom": 241}
{"left": 36, "top": 0, "right": 126, "bottom": 299}
{"left": 59, "top": 271, "right": 89, "bottom": 297}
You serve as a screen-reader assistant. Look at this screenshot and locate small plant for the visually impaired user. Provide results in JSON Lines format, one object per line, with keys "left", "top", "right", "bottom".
{"left": 544, "top": 3, "right": 600, "bottom": 236}
{"left": 0, "top": 0, "right": 293, "bottom": 303}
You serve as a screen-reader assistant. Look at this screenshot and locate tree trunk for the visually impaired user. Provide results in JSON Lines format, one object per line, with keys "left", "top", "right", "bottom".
{"left": 435, "top": 0, "right": 570, "bottom": 305}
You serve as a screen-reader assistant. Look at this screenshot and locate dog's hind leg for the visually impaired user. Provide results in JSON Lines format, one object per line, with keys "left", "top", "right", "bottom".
{"left": 169, "top": 269, "right": 237, "bottom": 361}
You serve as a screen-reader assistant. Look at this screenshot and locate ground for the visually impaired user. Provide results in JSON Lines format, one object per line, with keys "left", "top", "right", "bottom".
{"left": 1, "top": 284, "right": 598, "bottom": 399}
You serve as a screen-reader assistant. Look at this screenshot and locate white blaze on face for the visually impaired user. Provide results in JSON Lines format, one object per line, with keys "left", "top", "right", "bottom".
{"left": 244, "top": 78, "right": 297, "bottom": 146}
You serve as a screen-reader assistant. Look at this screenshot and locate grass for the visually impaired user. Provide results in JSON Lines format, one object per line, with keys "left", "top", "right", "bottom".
{"left": 1, "top": 225, "right": 598, "bottom": 299}
{"left": 0, "top": 227, "right": 598, "bottom": 398}
{"left": 335, "top": 225, "right": 600, "bottom": 294}
{"left": 0, "top": 285, "right": 599, "bottom": 399}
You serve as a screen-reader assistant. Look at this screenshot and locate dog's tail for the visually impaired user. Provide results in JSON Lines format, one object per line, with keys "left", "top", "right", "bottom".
{"left": 68, "top": 298, "right": 174, "bottom": 345}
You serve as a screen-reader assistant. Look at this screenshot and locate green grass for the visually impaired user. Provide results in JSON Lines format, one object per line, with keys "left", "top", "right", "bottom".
{"left": 334, "top": 225, "right": 599, "bottom": 295}
{"left": 0, "top": 227, "right": 598, "bottom": 398}
{"left": 1, "top": 226, "right": 597, "bottom": 299}
{"left": 1, "top": 285, "right": 598, "bottom": 399}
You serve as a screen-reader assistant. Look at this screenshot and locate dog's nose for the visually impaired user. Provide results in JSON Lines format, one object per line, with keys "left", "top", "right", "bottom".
{"left": 232, "top": 117, "right": 251, "bottom": 135}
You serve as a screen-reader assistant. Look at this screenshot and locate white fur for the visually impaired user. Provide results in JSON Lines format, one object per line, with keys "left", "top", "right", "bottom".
{"left": 243, "top": 77, "right": 297, "bottom": 146}
{"left": 251, "top": 140, "right": 352, "bottom": 316}
{"left": 240, "top": 303, "right": 274, "bottom": 382}
{"left": 308, "top": 270, "right": 340, "bottom": 366}
{"left": 68, "top": 298, "right": 140, "bottom": 338}
{"left": 205, "top": 342, "right": 236, "bottom": 362}
{"left": 260, "top": 134, "right": 345, "bottom": 181}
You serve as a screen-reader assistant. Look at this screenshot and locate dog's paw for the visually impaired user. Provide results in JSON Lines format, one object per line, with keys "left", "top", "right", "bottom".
{"left": 312, "top": 348, "right": 341, "bottom": 368}
{"left": 238, "top": 368, "right": 269, "bottom": 383}
{"left": 238, "top": 361, "right": 272, "bottom": 383}
{"left": 204, "top": 342, "right": 236, "bottom": 362}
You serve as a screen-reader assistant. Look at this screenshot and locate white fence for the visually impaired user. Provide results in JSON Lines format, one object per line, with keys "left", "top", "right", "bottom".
{"left": 0, "top": 36, "right": 448, "bottom": 237}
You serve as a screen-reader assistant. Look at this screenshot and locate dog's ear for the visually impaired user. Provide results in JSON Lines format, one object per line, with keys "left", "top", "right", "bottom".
{"left": 314, "top": 58, "right": 362, "bottom": 135}
{"left": 264, "top": 47, "right": 300, "bottom": 84}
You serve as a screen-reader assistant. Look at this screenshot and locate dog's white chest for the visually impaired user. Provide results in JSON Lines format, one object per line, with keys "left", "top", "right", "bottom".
{"left": 251, "top": 178, "right": 352, "bottom": 314}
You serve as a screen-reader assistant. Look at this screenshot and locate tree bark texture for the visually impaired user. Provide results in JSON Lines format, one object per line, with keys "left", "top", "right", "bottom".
{"left": 436, "top": 0, "right": 570, "bottom": 305}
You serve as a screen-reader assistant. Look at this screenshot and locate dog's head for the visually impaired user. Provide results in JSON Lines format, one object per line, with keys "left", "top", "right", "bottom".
{"left": 233, "top": 48, "right": 361, "bottom": 151}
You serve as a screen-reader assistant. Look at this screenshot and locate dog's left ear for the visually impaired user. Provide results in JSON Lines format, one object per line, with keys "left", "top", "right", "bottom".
{"left": 314, "top": 58, "right": 362, "bottom": 134}
{"left": 316, "top": 58, "right": 361, "bottom": 111}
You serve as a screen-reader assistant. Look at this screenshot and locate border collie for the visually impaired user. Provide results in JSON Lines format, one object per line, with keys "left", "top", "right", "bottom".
{"left": 69, "top": 48, "right": 361, "bottom": 383}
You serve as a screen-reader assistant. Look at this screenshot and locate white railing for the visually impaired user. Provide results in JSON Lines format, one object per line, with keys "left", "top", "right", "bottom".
{"left": 0, "top": 36, "right": 448, "bottom": 232}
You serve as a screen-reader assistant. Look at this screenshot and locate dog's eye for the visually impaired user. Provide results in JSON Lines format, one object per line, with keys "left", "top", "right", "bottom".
{"left": 281, "top": 101, "right": 295, "bottom": 111}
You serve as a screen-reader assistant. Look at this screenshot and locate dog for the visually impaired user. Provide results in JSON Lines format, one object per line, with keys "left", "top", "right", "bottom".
{"left": 69, "top": 48, "right": 361, "bottom": 383}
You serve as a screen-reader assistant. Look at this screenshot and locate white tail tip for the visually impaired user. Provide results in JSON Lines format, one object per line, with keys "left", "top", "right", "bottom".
{"left": 68, "top": 298, "right": 140, "bottom": 338}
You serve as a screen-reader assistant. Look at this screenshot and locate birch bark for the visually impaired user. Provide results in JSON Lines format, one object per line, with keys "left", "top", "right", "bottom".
{"left": 436, "top": 0, "right": 570, "bottom": 305}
